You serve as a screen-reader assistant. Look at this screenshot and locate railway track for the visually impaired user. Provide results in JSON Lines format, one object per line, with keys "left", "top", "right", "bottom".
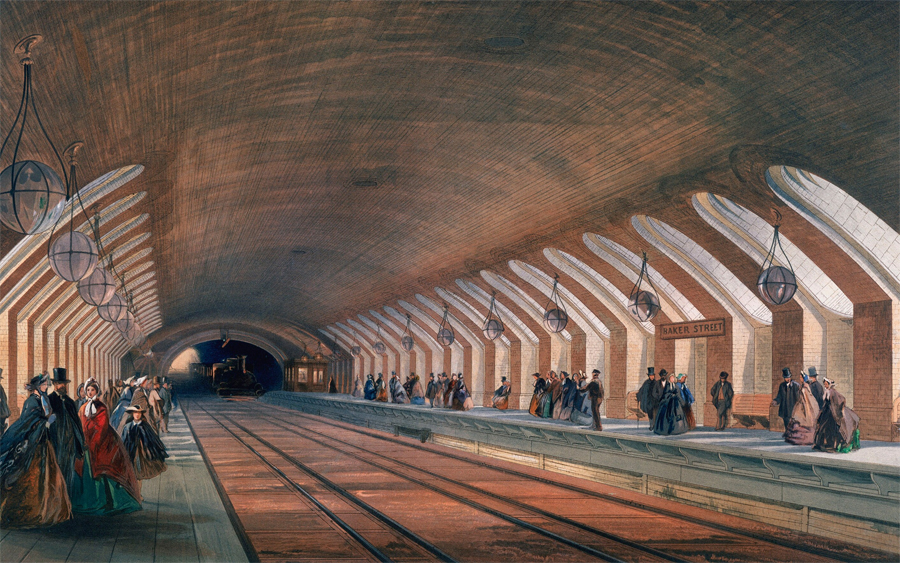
{"left": 185, "top": 399, "right": 894, "bottom": 563}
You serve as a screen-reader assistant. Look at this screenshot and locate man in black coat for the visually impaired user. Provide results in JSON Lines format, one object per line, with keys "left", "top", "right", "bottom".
{"left": 805, "top": 367, "right": 825, "bottom": 409}
{"left": 47, "top": 368, "right": 85, "bottom": 493}
{"left": 586, "top": 370, "right": 604, "bottom": 431}
{"left": 772, "top": 367, "right": 801, "bottom": 436}
{"left": 636, "top": 367, "right": 663, "bottom": 429}
{"left": 710, "top": 371, "right": 734, "bottom": 431}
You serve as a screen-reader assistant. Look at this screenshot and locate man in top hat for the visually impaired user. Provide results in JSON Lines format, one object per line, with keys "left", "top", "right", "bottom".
{"left": 491, "top": 376, "right": 511, "bottom": 410}
{"left": 47, "top": 368, "right": 86, "bottom": 495}
{"left": 586, "top": 369, "right": 604, "bottom": 431}
{"left": 804, "top": 367, "right": 825, "bottom": 410}
{"left": 0, "top": 368, "right": 9, "bottom": 437}
{"left": 772, "top": 367, "right": 801, "bottom": 436}
{"left": 158, "top": 377, "right": 172, "bottom": 433}
{"left": 636, "top": 367, "right": 663, "bottom": 429}
{"left": 710, "top": 371, "right": 734, "bottom": 431}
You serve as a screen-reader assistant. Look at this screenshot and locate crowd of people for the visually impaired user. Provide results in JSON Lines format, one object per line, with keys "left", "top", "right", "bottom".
{"left": 350, "top": 371, "right": 474, "bottom": 410}
{"left": 340, "top": 362, "right": 860, "bottom": 454}
{"left": 0, "top": 368, "right": 173, "bottom": 529}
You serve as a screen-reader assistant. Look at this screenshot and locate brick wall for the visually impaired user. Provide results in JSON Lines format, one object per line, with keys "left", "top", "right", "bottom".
{"left": 853, "top": 300, "right": 893, "bottom": 441}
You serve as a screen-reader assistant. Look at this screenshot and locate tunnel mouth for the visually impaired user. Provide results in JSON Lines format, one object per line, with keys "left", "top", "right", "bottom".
{"left": 167, "top": 339, "right": 283, "bottom": 394}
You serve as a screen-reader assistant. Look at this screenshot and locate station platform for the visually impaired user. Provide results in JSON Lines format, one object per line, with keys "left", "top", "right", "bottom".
{"left": 0, "top": 405, "right": 248, "bottom": 563}
{"left": 262, "top": 391, "right": 900, "bottom": 554}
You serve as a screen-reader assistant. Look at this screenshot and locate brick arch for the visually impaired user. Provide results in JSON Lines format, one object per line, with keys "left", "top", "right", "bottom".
{"left": 398, "top": 299, "right": 464, "bottom": 376}
{"left": 358, "top": 313, "right": 406, "bottom": 378}
{"left": 413, "top": 294, "right": 478, "bottom": 388}
{"left": 350, "top": 317, "right": 397, "bottom": 377}
{"left": 368, "top": 309, "right": 422, "bottom": 379}
{"left": 332, "top": 322, "right": 375, "bottom": 378}
{"left": 382, "top": 306, "right": 440, "bottom": 377}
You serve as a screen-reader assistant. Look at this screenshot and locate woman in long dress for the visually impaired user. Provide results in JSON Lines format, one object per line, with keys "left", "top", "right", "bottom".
{"left": 364, "top": 375, "right": 376, "bottom": 400}
{"left": 453, "top": 375, "right": 474, "bottom": 411}
{"left": 410, "top": 375, "right": 426, "bottom": 405}
{"left": 391, "top": 375, "right": 410, "bottom": 404}
{"left": 528, "top": 373, "right": 546, "bottom": 417}
{"left": 351, "top": 375, "right": 364, "bottom": 398}
{"left": 569, "top": 374, "right": 594, "bottom": 426}
{"left": 0, "top": 375, "right": 72, "bottom": 528}
{"left": 653, "top": 374, "right": 689, "bottom": 436}
{"left": 813, "top": 378, "right": 860, "bottom": 453}
{"left": 675, "top": 374, "right": 695, "bottom": 430}
{"left": 538, "top": 373, "right": 556, "bottom": 418}
{"left": 785, "top": 378, "right": 820, "bottom": 445}
{"left": 491, "top": 377, "right": 511, "bottom": 410}
{"left": 425, "top": 374, "right": 437, "bottom": 407}
{"left": 443, "top": 374, "right": 456, "bottom": 409}
{"left": 121, "top": 406, "right": 168, "bottom": 480}
{"left": 72, "top": 379, "right": 142, "bottom": 515}
{"left": 433, "top": 375, "right": 445, "bottom": 408}
{"left": 375, "top": 374, "right": 389, "bottom": 402}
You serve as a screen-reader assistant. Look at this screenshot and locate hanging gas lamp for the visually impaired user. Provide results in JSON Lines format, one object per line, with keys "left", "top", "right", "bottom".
{"left": 115, "top": 310, "right": 136, "bottom": 333}
{"left": 0, "top": 35, "right": 67, "bottom": 235}
{"left": 543, "top": 274, "right": 569, "bottom": 333}
{"left": 757, "top": 215, "right": 797, "bottom": 305}
{"left": 313, "top": 342, "right": 324, "bottom": 361}
{"left": 77, "top": 263, "right": 116, "bottom": 306}
{"left": 482, "top": 292, "right": 504, "bottom": 340}
{"left": 437, "top": 304, "right": 455, "bottom": 346}
{"left": 47, "top": 142, "right": 99, "bottom": 281}
{"left": 401, "top": 314, "right": 415, "bottom": 352}
{"left": 98, "top": 292, "right": 127, "bottom": 322}
{"left": 628, "top": 252, "right": 661, "bottom": 322}
{"left": 373, "top": 323, "right": 387, "bottom": 355}
{"left": 350, "top": 328, "right": 361, "bottom": 357}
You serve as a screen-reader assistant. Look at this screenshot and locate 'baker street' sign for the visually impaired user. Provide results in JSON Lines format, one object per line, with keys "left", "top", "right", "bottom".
{"left": 659, "top": 318, "right": 726, "bottom": 340}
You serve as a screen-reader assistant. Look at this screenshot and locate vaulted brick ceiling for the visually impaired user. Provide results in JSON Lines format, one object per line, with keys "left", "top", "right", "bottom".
{"left": 2, "top": 1, "right": 897, "bottom": 341}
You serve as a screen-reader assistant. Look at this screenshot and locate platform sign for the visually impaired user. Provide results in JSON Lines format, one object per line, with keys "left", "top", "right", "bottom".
{"left": 659, "top": 318, "right": 726, "bottom": 340}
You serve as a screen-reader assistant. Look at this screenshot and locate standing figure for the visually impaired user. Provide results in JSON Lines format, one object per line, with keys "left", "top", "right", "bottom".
{"left": 425, "top": 373, "right": 437, "bottom": 407}
{"left": 0, "top": 368, "right": 10, "bottom": 437}
{"left": 491, "top": 377, "right": 511, "bottom": 410}
{"left": 570, "top": 375, "right": 594, "bottom": 426}
{"left": 363, "top": 374, "right": 376, "bottom": 400}
{"left": 772, "top": 368, "right": 801, "bottom": 436}
{"left": 47, "top": 368, "right": 86, "bottom": 495}
{"left": 375, "top": 374, "right": 388, "bottom": 402}
{"left": 444, "top": 374, "right": 456, "bottom": 409}
{"left": 538, "top": 372, "right": 556, "bottom": 418}
{"left": 653, "top": 373, "right": 689, "bottom": 436}
{"left": 72, "top": 379, "right": 142, "bottom": 515}
{"left": 784, "top": 374, "right": 820, "bottom": 446}
{"left": 351, "top": 375, "right": 364, "bottom": 398}
{"left": 528, "top": 373, "right": 546, "bottom": 417}
{"left": 453, "top": 373, "right": 474, "bottom": 411}
{"left": 0, "top": 375, "right": 72, "bottom": 528}
{"left": 710, "top": 371, "right": 734, "bottom": 431}
{"left": 158, "top": 379, "right": 173, "bottom": 434}
{"left": 328, "top": 377, "right": 338, "bottom": 393}
{"left": 550, "top": 371, "right": 566, "bottom": 419}
{"left": 148, "top": 377, "right": 164, "bottom": 431}
{"left": 404, "top": 374, "right": 415, "bottom": 398}
{"left": 557, "top": 371, "right": 578, "bottom": 420}
{"left": 122, "top": 406, "right": 168, "bottom": 480}
{"left": 432, "top": 374, "right": 445, "bottom": 408}
{"left": 410, "top": 375, "right": 425, "bottom": 405}
{"left": 637, "top": 367, "right": 663, "bottom": 429}
{"left": 675, "top": 374, "right": 695, "bottom": 430}
{"left": 111, "top": 377, "right": 137, "bottom": 433}
{"left": 102, "top": 379, "right": 121, "bottom": 410}
{"left": 813, "top": 379, "right": 860, "bottom": 453}
{"left": 805, "top": 367, "right": 825, "bottom": 409}
{"left": 125, "top": 377, "right": 156, "bottom": 434}
{"left": 586, "top": 370, "right": 604, "bottom": 431}
{"left": 391, "top": 373, "right": 410, "bottom": 404}
{"left": 75, "top": 383, "right": 87, "bottom": 411}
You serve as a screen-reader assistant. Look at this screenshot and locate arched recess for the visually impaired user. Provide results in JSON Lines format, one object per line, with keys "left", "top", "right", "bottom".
{"left": 370, "top": 309, "right": 425, "bottom": 377}
{"left": 416, "top": 293, "right": 484, "bottom": 404}
{"left": 347, "top": 318, "right": 393, "bottom": 377}
{"left": 436, "top": 286, "right": 512, "bottom": 407}
{"left": 694, "top": 192, "right": 855, "bottom": 405}
{"left": 383, "top": 306, "right": 441, "bottom": 376}
{"left": 360, "top": 312, "right": 409, "bottom": 377}
{"left": 333, "top": 322, "right": 375, "bottom": 378}
{"left": 482, "top": 270, "right": 571, "bottom": 374}
{"left": 456, "top": 279, "right": 539, "bottom": 409}
{"left": 159, "top": 328, "right": 289, "bottom": 381}
{"left": 767, "top": 166, "right": 900, "bottom": 441}
{"left": 398, "top": 299, "right": 465, "bottom": 376}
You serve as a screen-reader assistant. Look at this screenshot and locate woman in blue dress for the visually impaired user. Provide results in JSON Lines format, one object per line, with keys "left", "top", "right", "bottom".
{"left": 653, "top": 373, "right": 689, "bottom": 436}
{"left": 363, "top": 375, "right": 376, "bottom": 400}
{"left": 675, "top": 373, "right": 695, "bottom": 430}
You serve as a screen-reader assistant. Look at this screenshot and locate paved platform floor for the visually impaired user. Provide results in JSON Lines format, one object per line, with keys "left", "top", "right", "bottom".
{"left": 0, "top": 405, "right": 248, "bottom": 563}
{"left": 328, "top": 393, "right": 900, "bottom": 468}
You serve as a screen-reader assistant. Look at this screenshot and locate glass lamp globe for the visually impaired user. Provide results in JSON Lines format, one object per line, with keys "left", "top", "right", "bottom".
{"left": 627, "top": 290, "right": 661, "bottom": 322}
{"left": 120, "top": 324, "right": 138, "bottom": 342}
{"left": 115, "top": 310, "right": 136, "bottom": 333}
{"left": 0, "top": 160, "right": 67, "bottom": 234}
{"left": 373, "top": 341, "right": 386, "bottom": 355}
{"left": 49, "top": 230, "right": 98, "bottom": 281}
{"left": 98, "top": 293, "right": 126, "bottom": 322}
{"left": 483, "top": 318, "right": 504, "bottom": 341}
{"left": 401, "top": 335, "right": 415, "bottom": 352}
{"left": 437, "top": 327, "right": 455, "bottom": 346}
{"left": 351, "top": 345, "right": 361, "bottom": 357}
{"left": 757, "top": 266, "right": 797, "bottom": 305}
{"left": 131, "top": 332, "right": 147, "bottom": 348}
{"left": 77, "top": 267, "right": 116, "bottom": 306}
{"left": 543, "top": 307, "right": 569, "bottom": 333}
